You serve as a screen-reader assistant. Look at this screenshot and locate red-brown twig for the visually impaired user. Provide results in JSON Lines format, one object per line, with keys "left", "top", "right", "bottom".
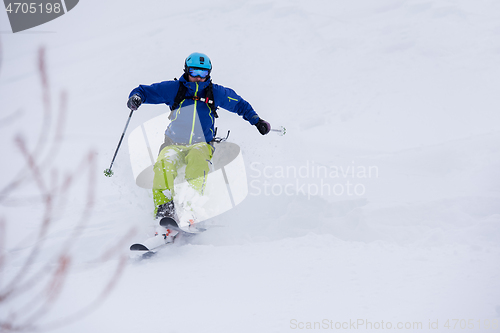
{"left": 0, "top": 45, "right": 133, "bottom": 333}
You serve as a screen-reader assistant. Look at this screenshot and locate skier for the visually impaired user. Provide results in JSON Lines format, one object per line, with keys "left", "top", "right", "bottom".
{"left": 127, "top": 52, "right": 271, "bottom": 228}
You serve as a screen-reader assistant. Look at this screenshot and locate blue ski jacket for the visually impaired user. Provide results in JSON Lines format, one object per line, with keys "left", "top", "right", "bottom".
{"left": 129, "top": 75, "right": 260, "bottom": 144}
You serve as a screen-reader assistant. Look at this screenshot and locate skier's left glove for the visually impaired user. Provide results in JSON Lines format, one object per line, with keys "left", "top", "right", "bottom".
{"left": 255, "top": 118, "right": 271, "bottom": 135}
{"left": 127, "top": 94, "right": 142, "bottom": 111}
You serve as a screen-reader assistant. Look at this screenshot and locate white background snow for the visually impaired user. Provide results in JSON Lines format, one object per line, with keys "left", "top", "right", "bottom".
{"left": 1, "top": 0, "right": 500, "bottom": 332}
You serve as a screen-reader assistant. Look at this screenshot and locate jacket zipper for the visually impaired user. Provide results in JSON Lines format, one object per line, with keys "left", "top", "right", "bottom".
{"left": 189, "top": 83, "right": 199, "bottom": 145}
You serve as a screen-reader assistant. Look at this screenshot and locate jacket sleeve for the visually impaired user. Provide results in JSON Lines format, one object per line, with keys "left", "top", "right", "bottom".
{"left": 212, "top": 84, "right": 260, "bottom": 125}
{"left": 129, "top": 80, "right": 179, "bottom": 106}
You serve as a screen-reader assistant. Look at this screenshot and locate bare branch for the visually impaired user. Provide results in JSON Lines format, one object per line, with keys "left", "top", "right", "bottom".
{"left": 0, "top": 218, "right": 5, "bottom": 288}
{"left": 0, "top": 45, "right": 133, "bottom": 332}
{"left": 0, "top": 110, "right": 24, "bottom": 129}
{"left": 0, "top": 136, "right": 54, "bottom": 304}
{"left": 0, "top": 35, "right": 2, "bottom": 77}
{"left": 41, "top": 255, "right": 128, "bottom": 332}
{"left": 0, "top": 46, "right": 60, "bottom": 204}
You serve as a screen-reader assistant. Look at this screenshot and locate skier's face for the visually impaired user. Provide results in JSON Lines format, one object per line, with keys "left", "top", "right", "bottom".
{"left": 188, "top": 75, "right": 207, "bottom": 83}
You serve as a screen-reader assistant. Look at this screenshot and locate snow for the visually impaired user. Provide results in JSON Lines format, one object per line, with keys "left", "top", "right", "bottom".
{"left": 1, "top": 0, "right": 500, "bottom": 332}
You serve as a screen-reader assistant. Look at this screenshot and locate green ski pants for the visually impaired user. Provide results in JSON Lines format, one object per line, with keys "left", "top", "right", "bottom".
{"left": 152, "top": 142, "right": 213, "bottom": 214}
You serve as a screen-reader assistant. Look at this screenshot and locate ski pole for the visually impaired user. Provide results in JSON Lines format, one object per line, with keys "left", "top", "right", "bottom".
{"left": 104, "top": 109, "right": 134, "bottom": 177}
{"left": 270, "top": 126, "right": 286, "bottom": 136}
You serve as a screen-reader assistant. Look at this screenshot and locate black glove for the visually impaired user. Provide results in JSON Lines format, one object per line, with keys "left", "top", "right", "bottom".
{"left": 255, "top": 118, "right": 271, "bottom": 135}
{"left": 127, "top": 94, "right": 142, "bottom": 111}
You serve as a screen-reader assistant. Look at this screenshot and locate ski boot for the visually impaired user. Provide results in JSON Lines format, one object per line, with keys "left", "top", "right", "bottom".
{"left": 156, "top": 200, "right": 182, "bottom": 230}
{"left": 156, "top": 200, "right": 177, "bottom": 219}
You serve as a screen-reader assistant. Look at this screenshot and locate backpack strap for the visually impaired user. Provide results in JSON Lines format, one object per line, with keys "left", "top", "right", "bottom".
{"left": 205, "top": 82, "right": 219, "bottom": 118}
{"left": 169, "top": 78, "right": 219, "bottom": 120}
{"left": 169, "top": 78, "right": 187, "bottom": 119}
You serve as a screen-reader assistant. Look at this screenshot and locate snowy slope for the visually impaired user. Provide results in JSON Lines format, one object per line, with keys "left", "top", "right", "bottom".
{"left": 1, "top": 0, "right": 500, "bottom": 332}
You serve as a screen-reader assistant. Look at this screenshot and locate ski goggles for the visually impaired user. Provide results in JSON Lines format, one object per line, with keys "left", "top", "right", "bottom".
{"left": 188, "top": 68, "right": 210, "bottom": 78}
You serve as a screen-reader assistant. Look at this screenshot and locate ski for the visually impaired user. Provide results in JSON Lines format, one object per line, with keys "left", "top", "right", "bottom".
{"left": 130, "top": 217, "right": 208, "bottom": 260}
{"left": 130, "top": 244, "right": 149, "bottom": 251}
{"left": 129, "top": 228, "right": 179, "bottom": 260}
{"left": 129, "top": 242, "right": 168, "bottom": 260}
{"left": 131, "top": 248, "right": 157, "bottom": 259}
{"left": 159, "top": 217, "right": 206, "bottom": 233}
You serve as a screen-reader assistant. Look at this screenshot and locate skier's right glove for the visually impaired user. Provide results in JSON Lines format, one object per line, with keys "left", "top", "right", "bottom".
{"left": 255, "top": 118, "right": 271, "bottom": 135}
{"left": 127, "top": 94, "right": 142, "bottom": 111}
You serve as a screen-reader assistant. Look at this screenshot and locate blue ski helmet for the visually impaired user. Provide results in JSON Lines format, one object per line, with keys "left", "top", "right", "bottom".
{"left": 184, "top": 52, "right": 212, "bottom": 76}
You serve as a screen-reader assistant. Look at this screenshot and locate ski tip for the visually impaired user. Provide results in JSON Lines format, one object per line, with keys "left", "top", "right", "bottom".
{"left": 130, "top": 243, "right": 149, "bottom": 251}
{"left": 159, "top": 217, "right": 180, "bottom": 229}
{"left": 159, "top": 217, "right": 207, "bottom": 234}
